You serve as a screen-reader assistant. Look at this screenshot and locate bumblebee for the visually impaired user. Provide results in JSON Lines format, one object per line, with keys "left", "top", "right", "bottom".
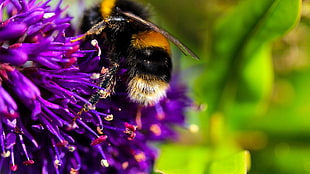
{"left": 76, "top": 0, "right": 198, "bottom": 111}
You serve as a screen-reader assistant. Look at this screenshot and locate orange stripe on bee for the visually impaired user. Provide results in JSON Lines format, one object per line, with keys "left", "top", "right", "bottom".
{"left": 100, "top": 0, "right": 116, "bottom": 18}
{"left": 131, "top": 30, "right": 171, "bottom": 54}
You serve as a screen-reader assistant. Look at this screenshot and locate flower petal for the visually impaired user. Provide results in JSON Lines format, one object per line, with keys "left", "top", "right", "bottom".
{"left": 0, "top": 23, "right": 27, "bottom": 41}
{"left": 0, "top": 86, "right": 19, "bottom": 118}
{"left": 0, "top": 47, "right": 28, "bottom": 66}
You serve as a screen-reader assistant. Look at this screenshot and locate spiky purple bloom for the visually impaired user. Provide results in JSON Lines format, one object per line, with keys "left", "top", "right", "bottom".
{"left": 0, "top": 0, "right": 191, "bottom": 173}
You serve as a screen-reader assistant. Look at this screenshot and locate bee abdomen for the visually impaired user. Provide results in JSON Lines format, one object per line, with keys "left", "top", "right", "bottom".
{"left": 127, "top": 76, "right": 169, "bottom": 106}
{"left": 126, "top": 48, "right": 172, "bottom": 105}
{"left": 127, "top": 30, "right": 172, "bottom": 105}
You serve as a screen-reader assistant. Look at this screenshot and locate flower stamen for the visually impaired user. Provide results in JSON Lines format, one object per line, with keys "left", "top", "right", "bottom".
{"left": 101, "top": 159, "right": 109, "bottom": 167}
{"left": 51, "top": 139, "right": 62, "bottom": 169}
{"left": 136, "top": 105, "right": 143, "bottom": 129}
{"left": 10, "top": 148, "right": 17, "bottom": 172}
{"left": 56, "top": 140, "right": 69, "bottom": 147}
{"left": 124, "top": 123, "right": 137, "bottom": 140}
{"left": 134, "top": 152, "right": 146, "bottom": 162}
{"left": 70, "top": 168, "right": 79, "bottom": 174}
{"left": 1, "top": 151, "right": 10, "bottom": 158}
{"left": 91, "top": 39, "right": 101, "bottom": 57}
{"left": 122, "top": 161, "right": 129, "bottom": 169}
{"left": 96, "top": 146, "right": 109, "bottom": 167}
{"left": 68, "top": 145, "right": 76, "bottom": 152}
{"left": 104, "top": 114, "right": 114, "bottom": 121}
{"left": 19, "top": 134, "right": 35, "bottom": 166}
{"left": 90, "top": 135, "right": 108, "bottom": 146}
{"left": 155, "top": 103, "right": 165, "bottom": 120}
{"left": 54, "top": 159, "right": 61, "bottom": 168}
{"left": 150, "top": 124, "right": 162, "bottom": 136}
{"left": 14, "top": 127, "right": 24, "bottom": 134}
{"left": 23, "top": 160, "right": 35, "bottom": 166}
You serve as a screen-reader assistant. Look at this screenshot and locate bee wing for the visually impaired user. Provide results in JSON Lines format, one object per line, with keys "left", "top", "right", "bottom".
{"left": 121, "top": 11, "right": 199, "bottom": 60}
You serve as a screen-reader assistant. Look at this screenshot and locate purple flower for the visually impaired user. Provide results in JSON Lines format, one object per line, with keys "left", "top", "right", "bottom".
{"left": 0, "top": 0, "right": 191, "bottom": 173}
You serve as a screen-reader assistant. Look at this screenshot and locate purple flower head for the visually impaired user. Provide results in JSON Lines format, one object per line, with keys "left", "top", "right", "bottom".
{"left": 0, "top": 0, "right": 192, "bottom": 173}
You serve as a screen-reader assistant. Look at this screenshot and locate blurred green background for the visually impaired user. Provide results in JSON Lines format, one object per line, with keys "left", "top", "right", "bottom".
{"left": 61, "top": 0, "right": 308, "bottom": 173}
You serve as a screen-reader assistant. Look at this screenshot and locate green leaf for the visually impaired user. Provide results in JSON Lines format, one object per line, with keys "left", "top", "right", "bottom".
{"left": 250, "top": 143, "right": 310, "bottom": 174}
{"left": 238, "top": 0, "right": 301, "bottom": 101}
{"left": 195, "top": 0, "right": 301, "bottom": 118}
{"left": 209, "top": 151, "right": 251, "bottom": 174}
{"left": 155, "top": 144, "right": 209, "bottom": 174}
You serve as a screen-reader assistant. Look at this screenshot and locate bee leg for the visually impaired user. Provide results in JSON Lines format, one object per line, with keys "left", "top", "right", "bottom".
{"left": 74, "top": 63, "right": 119, "bottom": 125}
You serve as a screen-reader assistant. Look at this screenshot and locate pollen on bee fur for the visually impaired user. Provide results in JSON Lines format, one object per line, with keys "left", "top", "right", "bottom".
{"left": 127, "top": 76, "right": 169, "bottom": 106}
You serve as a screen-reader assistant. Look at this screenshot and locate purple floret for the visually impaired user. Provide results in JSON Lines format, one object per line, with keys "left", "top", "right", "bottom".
{"left": 0, "top": 0, "right": 192, "bottom": 173}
